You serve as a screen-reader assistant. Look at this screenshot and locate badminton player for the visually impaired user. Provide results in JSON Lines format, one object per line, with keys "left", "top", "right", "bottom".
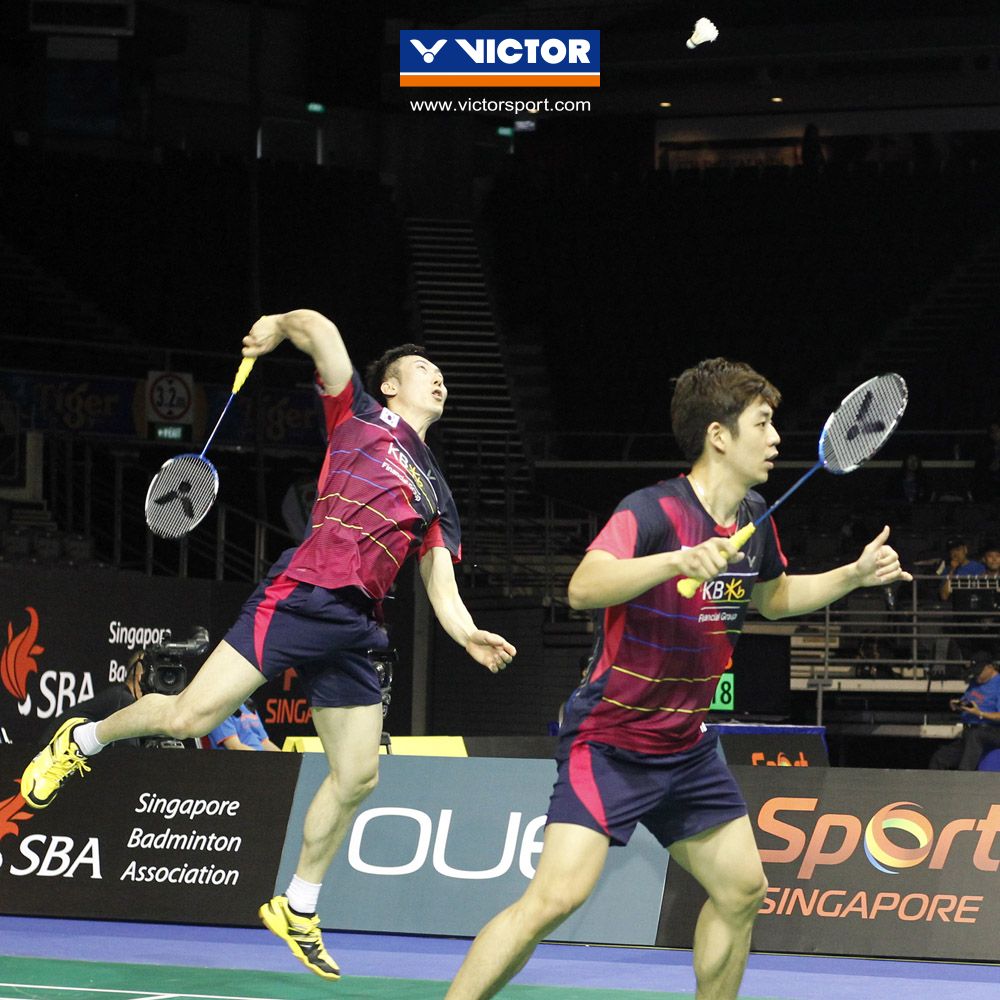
{"left": 446, "top": 358, "right": 910, "bottom": 1000}
{"left": 20, "top": 309, "right": 517, "bottom": 981}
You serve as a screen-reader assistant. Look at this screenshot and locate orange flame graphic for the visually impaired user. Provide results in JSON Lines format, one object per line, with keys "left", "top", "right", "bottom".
{"left": 0, "top": 788, "right": 34, "bottom": 842}
{"left": 1, "top": 606, "right": 44, "bottom": 701}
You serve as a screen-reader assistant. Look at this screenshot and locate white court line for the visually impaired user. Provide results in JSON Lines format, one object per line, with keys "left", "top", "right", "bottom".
{"left": 0, "top": 989, "right": 288, "bottom": 1000}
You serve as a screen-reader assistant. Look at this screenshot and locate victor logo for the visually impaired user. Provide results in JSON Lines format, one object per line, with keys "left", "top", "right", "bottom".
{"left": 410, "top": 38, "right": 447, "bottom": 64}
{"left": 400, "top": 30, "right": 600, "bottom": 88}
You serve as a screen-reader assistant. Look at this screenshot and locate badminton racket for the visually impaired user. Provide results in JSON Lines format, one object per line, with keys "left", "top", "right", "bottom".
{"left": 144, "top": 357, "right": 256, "bottom": 539}
{"left": 677, "top": 373, "right": 909, "bottom": 598}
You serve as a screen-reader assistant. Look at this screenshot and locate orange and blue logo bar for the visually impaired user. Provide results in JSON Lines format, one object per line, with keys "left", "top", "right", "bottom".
{"left": 400, "top": 30, "right": 601, "bottom": 88}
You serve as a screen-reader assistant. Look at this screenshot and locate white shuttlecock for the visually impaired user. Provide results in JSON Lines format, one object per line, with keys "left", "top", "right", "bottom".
{"left": 686, "top": 17, "right": 719, "bottom": 50}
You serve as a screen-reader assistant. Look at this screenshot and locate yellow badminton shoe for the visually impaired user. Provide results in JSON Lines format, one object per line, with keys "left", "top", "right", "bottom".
{"left": 259, "top": 895, "right": 341, "bottom": 980}
{"left": 20, "top": 716, "right": 91, "bottom": 809}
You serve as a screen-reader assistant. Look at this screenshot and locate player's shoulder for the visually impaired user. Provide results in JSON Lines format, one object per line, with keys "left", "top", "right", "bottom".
{"left": 615, "top": 477, "right": 681, "bottom": 511}
{"left": 742, "top": 488, "right": 770, "bottom": 518}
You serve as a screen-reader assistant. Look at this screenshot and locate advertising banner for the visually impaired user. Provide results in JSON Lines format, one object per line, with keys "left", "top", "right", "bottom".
{"left": 0, "top": 370, "right": 322, "bottom": 448}
{"left": 713, "top": 726, "right": 829, "bottom": 768}
{"left": 658, "top": 766, "right": 1000, "bottom": 961}
{"left": 275, "top": 754, "right": 671, "bottom": 945}
{"left": 0, "top": 566, "right": 247, "bottom": 748}
{"left": 0, "top": 749, "right": 300, "bottom": 924}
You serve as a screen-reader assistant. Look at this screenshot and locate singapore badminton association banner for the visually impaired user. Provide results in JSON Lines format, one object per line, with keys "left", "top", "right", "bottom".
{"left": 0, "top": 748, "right": 300, "bottom": 924}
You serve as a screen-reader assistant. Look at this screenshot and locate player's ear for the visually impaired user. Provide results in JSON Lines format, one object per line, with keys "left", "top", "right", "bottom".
{"left": 705, "top": 420, "right": 728, "bottom": 454}
{"left": 381, "top": 378, "right": 398, "bottom": 399}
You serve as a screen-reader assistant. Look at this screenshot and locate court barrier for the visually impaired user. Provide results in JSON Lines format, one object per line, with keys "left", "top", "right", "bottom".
{"left": 1, "top": 748, "right": 997, "bottom": 961}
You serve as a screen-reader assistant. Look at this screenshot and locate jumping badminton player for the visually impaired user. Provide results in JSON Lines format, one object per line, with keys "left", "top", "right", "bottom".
{"left": 445, "top": 358, "right": 911, "bottom": 1000}
{"left": 20, "top": 309, "right": 517, "bottom": 981}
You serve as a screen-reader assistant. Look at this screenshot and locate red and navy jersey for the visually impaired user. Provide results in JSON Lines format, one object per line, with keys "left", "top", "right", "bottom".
{"left": 562, "top": 476, "right": 787, "bottom": 756}
{"left": 284, "top": 369, "right": 460, "bottom": 599}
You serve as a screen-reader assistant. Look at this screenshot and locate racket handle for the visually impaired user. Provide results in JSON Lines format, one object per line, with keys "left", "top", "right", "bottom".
{"left": 676, "top": 522, "right": 758, "bottom": 598}
{"left": 232, "top": 357, "right": 256, "bottom": 394}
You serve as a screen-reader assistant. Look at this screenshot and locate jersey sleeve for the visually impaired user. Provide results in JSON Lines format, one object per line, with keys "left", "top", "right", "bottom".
{"left": 757, "top": 516, "right": 789, "bottom": 582}
{"left": 588, "top": 490, "right": 668, "bottom": 560}
{"left": 316, "top": 367, "right": 378, "bottom": 437}
{"left": 419, "top": 491, "right": 462, "bottom": 562}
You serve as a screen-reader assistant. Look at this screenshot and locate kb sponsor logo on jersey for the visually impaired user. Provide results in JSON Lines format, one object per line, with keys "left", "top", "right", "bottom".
{"left": 701, "top": 577, "right": 747, "bottom": 602}
{"left": 400, "top": 30, "right": 600, "bottom": 87}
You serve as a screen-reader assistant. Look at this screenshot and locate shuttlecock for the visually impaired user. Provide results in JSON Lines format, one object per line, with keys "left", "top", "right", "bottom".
{"left": 686, "top": 17, "right": 719, "bottom": 49}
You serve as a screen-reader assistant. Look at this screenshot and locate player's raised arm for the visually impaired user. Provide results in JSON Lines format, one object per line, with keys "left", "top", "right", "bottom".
{"left": 243, "top": 309, "right": 352, "bottom": 394}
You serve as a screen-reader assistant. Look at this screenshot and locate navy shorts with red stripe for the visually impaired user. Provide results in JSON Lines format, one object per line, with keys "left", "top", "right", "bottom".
{"left": 545, "top": 730, "right": 747, "bottom": 848}
{"left": 224, "top": 558, "right": 388, "bottom": 708}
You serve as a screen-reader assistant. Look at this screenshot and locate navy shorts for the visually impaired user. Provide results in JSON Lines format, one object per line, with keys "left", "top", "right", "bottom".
{"left": 224, "top": 569, "right": 388, "bottom": 708}
{"left": 546, "top": 731, "right": 747, "bottom": 848}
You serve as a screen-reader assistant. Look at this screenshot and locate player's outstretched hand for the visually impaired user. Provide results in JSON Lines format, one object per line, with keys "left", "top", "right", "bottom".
{"left": 855, "top": 525, "right": 913, "bottom": 586}
{"left": 466, "top": 630, "right": 517, "bottom": 674}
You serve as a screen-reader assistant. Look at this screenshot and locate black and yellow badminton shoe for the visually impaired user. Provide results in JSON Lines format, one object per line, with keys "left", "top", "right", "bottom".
{"left": 259, "top": 895, "right": 341, "bottom": 980}
{"left": 20, "top": 716, "right": 91, "bottom": 809}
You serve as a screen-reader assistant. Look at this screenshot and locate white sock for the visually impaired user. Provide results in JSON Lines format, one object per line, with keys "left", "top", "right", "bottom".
{"left": 73, "top": 721, "right": 106, "bottom": 756}
{"left": 286, "top": 874, "right": 322, "bottom": 915}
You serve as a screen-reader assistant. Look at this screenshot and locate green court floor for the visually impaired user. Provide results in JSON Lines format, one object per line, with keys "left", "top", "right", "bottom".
{"left": 0, "top": 956, "right": 772, "bottom": 1000}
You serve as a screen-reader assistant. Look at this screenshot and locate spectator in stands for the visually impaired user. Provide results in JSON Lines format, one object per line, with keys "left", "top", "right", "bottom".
{"left": 982, "top": 542, "right": 1000, "bottom": 582}
{"left": 929, "top": 650, "right": 1000, "bottom": 769}
{"left": 937, "top": 537, "right": 985, "bottom": 601}
{"left": 207, "top": 698, "right": 280, "bottom": 751}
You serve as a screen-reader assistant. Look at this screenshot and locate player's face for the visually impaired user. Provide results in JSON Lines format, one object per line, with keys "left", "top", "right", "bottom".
{"left": 386, "top": 356, "right": 447, "bottom": 420}
{"left": 729, "top": 398, "right": 780, "bottom": 486}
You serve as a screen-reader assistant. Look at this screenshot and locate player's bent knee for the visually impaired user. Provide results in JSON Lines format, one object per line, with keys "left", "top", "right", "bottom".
{"left": 525, "top": 880, "right": 592, "bottom": 925}
{"left": 333, "top": 766, "right": 379, "bottom": 806}
{"left": 715, "top": 870, "right": 768, "bottom": 920}
{"left": 162, "top": 695, "right": 222, "bottom": 740}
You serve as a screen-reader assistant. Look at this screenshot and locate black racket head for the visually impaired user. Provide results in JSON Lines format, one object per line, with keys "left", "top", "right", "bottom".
{"left": 818, "top": 373, "right": 908, "bottom": 475}
{"left": 144, "top": 454, "right": 220, "bottom": 539}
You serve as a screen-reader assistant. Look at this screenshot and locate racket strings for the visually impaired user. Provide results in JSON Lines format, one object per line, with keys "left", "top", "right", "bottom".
{"left": 822, "top": 374, "right": 908, "bottom": 474}
{"left": 145, "top": 455, "right": 219, "bottom": 539}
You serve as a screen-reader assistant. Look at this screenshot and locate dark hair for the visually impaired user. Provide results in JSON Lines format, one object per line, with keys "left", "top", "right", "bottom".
{"left": 670, "top": 358, "right": 781, "bottom": 463}
{"left": 364, "top": 343, "right": 428, "bottom": 404}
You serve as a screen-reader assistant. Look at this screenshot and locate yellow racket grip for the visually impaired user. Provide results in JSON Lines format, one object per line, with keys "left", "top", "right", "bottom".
{"left": 676, "top": 522, "right": 758, "bottom": 598}
{"left": 231, "top": 357, "right": 256, "bottom": 394}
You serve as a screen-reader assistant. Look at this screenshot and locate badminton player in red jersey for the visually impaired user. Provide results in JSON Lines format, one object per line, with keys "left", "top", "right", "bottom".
{"left": 20, "top": 309, "right": 517, "bottom": 980}
{"left": 447, "top": 359, "right": 911, "bottom": 1000}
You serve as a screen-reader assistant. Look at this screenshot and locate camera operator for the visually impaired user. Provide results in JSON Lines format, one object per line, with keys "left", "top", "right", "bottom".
{"left": 41, "top": 628, "right": 207, "bottom": 750}
{"left": 929, "top": 649, "right": 1000, "bottom": 770}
